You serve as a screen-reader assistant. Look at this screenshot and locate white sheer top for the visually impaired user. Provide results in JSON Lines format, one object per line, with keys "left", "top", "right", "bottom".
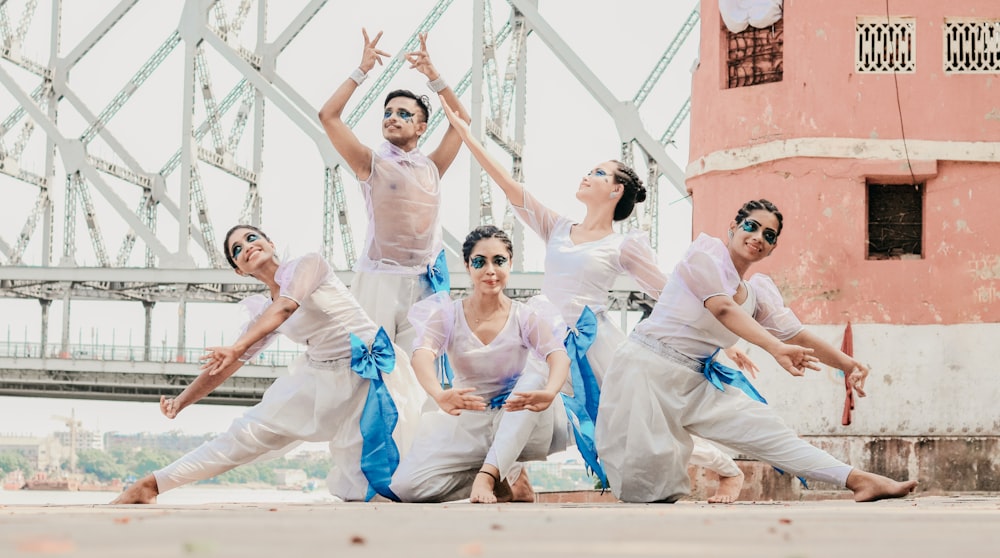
{"left": 409, "top": 293, "right": 567, "bottom": 402}
{"left": 237, "top": 253, "right": 377, "bottom": 362}
{"left": 356, "top": 142, "right": 443, "bottom": 273}
{"left": 634, "top": 234, "right": 804, "bottom": 360}
{"left": 512, "top": 189, "right": 667, "bottom": 321}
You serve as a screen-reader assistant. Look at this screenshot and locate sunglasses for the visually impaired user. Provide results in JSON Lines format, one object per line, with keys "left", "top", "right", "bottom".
{"left": 383, "top": 109, "right": 415, "bottom": 122}
{"left": 230, "top": 233, "right": 259, "bottom": 259}
{"left": 740, "top": 219, "right": 778, "bottom": 245}
{"left": 470, "top": 255, "right": 509, "bottom": 269}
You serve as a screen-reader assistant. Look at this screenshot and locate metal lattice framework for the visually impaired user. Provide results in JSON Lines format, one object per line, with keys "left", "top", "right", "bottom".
{"left": 0, "top": 0, "right": 698, "bottom": 330}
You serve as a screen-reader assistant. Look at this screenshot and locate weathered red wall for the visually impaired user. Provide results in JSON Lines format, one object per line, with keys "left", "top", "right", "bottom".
{"left": 688, "top": 0, "right": 1000, "bottom": 325}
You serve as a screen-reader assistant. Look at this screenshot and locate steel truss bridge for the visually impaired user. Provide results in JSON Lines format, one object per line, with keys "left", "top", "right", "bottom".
{"left": 0, "top": 0, "right": 699, "bottom": 402}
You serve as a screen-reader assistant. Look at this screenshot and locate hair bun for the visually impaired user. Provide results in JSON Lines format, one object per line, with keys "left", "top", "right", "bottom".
{"left": 635, "top": 185, "right": 647, "bottom": 204}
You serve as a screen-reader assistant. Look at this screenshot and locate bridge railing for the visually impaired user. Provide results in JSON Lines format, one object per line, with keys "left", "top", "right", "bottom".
{"left": 0, "top": 341, "right": 301, "bottom": 368}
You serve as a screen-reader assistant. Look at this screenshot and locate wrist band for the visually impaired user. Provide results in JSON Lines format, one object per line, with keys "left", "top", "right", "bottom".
{"left": 349, "top": 67, "right": 368, "bottom": 86}
{"left": 427, "top": 76, "right": 448, "bottom": 93}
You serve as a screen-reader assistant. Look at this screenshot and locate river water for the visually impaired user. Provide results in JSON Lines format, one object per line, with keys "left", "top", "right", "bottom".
{"left": 0, "top": 486, "right": 337, "bottom": 506}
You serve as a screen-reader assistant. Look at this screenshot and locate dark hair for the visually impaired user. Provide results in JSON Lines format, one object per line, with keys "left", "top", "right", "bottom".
{"left": 223, "top": 224, "right": 271, "bottom": 269}
{"left": 734, "top": 199, "right": 783, "bottom": 236}
{"left": 611, "top": 161, "right": 648, "bottom": 222}
{"left": 384, "top": 89, "right": 431, "bottom": 122}
{"left": 462, "top": 225, "right": 513, "bottom": 264}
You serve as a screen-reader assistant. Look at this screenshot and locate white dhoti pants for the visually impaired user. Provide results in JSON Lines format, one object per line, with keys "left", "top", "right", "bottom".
{"left": 154, "top": 349, "right": 423, "bottom": 502}
{"left": 350, "top": 270, "right": 433, "bottom": 355}
{"left": 596, "top": 335, "right": 850, "bottom": 503}
{"left": 527, "top": 312, "right": 741, "bottom": 479}
{"left": 390, "top": 372, "right": 569, "bottom": 503}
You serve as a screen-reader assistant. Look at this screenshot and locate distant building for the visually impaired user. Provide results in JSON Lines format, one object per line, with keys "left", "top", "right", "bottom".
{"left": 274, "top": 468, "right": 307, "bottom": 488}
{"left": 55, "top": 429, "right": 104, "bottom": 452}
{"left": 0, "top": 436, "right": 65, "bottom": 471}
{"left": 688, "top": 1, "right": 1000, "bottom": 490}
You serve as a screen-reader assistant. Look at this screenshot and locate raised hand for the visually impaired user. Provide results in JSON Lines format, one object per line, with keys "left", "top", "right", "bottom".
{"left": 504, "top": 390, "right": 556, "bottom": 412}
{"left": 405, "top": 32, "right": 439, "bottom": 80}
{"left": 359, "top": 28, "right": 391, "bottom": 73}
{"left": 439, "top": 95, "right": 471, "bottom": 137}
{"left": 771, "top": 343, "right": 820, "bottom": 377}
{"left": 434, "top": 387, "right": 486, "bottom": 415}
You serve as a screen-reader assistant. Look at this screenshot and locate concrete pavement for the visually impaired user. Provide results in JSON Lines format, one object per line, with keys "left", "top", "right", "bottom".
{"left": 2, "top": 495, "right": 999, "bottom": 557}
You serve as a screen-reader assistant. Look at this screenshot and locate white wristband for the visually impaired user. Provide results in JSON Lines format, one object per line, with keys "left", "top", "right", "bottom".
{"left": 349, "top": 68, "right": 368, "bottom": 85}
{"left": 427, "top": 76, "right": 448, "bottom": 93}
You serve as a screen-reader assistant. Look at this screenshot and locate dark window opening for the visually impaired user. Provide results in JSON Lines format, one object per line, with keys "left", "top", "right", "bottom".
{"left": 867, "top": 182, "right": 923, "bottom": 260}
{"left": 726, "top": 18, "right": 784, "bottom": 88}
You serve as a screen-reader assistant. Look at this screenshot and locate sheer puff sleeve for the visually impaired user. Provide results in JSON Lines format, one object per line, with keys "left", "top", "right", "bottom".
{"left": 619, "top": 230, "right": 669, "bottom": 300}
{"left": 406, "top": 291, "right": 455, "bottom": 357}
{"left": 235, "top": 294, "right": 280, "bottom": 362}
{"left": 275, "top": 252, "right": 331, "bottom": 304}
{"left": 510, "top": 188, "right": 563, "bottom": 242}
{"left": 518, "top": 300, "right": 569, "bottom": 361}
{"left": 675, "top": 234, "right": 742, "bottom": 302}
{"left": 748, "top": 274, "right": 804, "bottom": 341}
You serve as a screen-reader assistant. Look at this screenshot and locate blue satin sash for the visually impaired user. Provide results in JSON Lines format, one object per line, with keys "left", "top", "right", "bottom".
{"left": 350, "top": 327, "right": 401, "bottom": 502}
{"left": 701, "top": 348, "right": 767, "bottom": 404}
{"left": 559, "top": 307, "right": 608, "bottom": 488}
{"left": 425, "top": 249, "right": 455, "bottom": 386}
{"left": 488, "top": 375, "right": 520, "bottom": 409}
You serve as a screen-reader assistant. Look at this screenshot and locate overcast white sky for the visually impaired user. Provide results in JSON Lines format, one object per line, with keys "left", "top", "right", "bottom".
{"left": 0, "top": 0, "right": 700, "bottom": 437}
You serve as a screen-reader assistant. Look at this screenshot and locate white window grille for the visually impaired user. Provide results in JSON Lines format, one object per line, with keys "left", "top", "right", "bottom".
{"left": 856, "top": 16, "right": 916, "bottom": 73}
{"left": 944, "top": 18, "right": 1000, "bottom": 73}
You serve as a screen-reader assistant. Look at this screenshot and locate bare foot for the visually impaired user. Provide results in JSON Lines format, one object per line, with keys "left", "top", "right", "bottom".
{"left": 509, "top": 469, "right": 535, "bottom": 503}
{"left": 846, "top": 469, "right": 917, "bottom": 502}
{"left": 707, "top": 470, "right": 744, "bottom": 504}
{"left": 470, "top": 470, "right": 499, "bottom": 504}
{"left": 109, "top": 475, "right": 159, "bottom": 504}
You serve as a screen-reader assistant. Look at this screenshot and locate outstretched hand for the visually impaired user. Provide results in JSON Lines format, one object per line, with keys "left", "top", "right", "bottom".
{"left": 200, "top": 345, "right": 240, "bottom": 376}
{"left": 504, "top": 390, "right": 556, "bottom": 412}
{"left": 359, "top": 28, "right": 391, "bottom": 73}
{"left": 724, "top": 346, "right": 760, "bottom": 379}
{"left": 846, "top": 362, "right": 869, "bottom": 398}
{"left": 772, "top": 343, "right": 821, "bottom": 377}
{"left": 435, "top": 387, "right": 486, "bottom": 416}
{"left": 405, "top": 32, "right": 439, "bottom": 79}
{"left": 160, "top": 395, "right": 180, "bottom": 419}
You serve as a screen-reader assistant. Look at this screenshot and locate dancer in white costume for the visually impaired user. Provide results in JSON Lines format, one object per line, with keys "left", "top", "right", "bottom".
{"left": 391, "top": 226, "right": 571, "bottom": 504}
{"left": 319, "top": 29, "right": 469, "bottom": 352}
{"left": 439, "top": 99, "right": 753, "bottom": 503}
{"left": 111, "top": 226, "right": 425, "bottom": 504}
{"left": 596, "top": 200, "right": 918, "bottom": 503}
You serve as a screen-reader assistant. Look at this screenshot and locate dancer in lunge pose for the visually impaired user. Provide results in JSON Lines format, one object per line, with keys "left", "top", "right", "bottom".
{"left": 111, "top": 225, "right": 424, "bottom": 504}
{"left": 390, "top": 226, "right": 571, "bottom": 504}
{"left": 439, "top": 99, "right": 751, "bottom": 503}
{"left": 319, "top": 29, "right": 469, "bottom": 355}
{"left": 595, "top": 199, "right": 918, "bottom": 503}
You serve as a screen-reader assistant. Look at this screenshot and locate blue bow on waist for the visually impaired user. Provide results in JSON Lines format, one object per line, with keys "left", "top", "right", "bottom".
{"left": 702, "top": 348, "right": 767, "bottom": 405}
{"left": 560, "top": 306, "right": 607, "bottom": 489}
{"left": 425, "top": 249, "right": 450, "bottom": 294}
{"left": 425, "top": 249, "right": 455, "bottom": 386}
{"left": 488, "top": 375, "right": 521, "bottom": 409}
{"left": 350, "top": 327, "right": 400, "bottom": 502}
